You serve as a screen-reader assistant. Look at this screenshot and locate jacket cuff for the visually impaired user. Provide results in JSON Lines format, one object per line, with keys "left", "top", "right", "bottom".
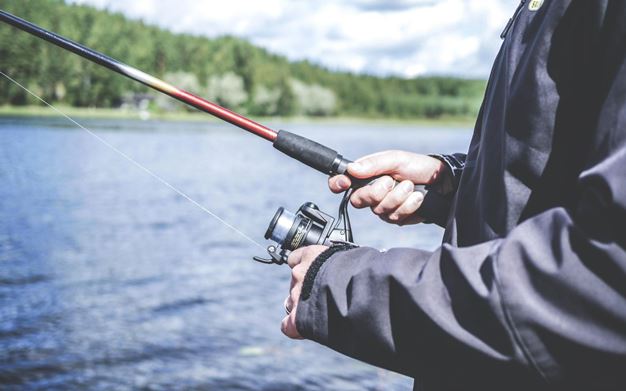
{"left": 415, "top": 153, "right": 466, "bottom": 227}
{"left": 295, "top": 244, "right": 358, "bottom": 340}
{"left": 300, "top": 243, "right": 357, "bottom": 301}
{"left": 428, "top": 153, "right": 466, "bottom": 193}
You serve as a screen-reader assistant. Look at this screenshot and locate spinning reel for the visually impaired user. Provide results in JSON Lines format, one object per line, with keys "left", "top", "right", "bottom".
{"left": 253, "top": 189, "right": 355, "bottom": 265}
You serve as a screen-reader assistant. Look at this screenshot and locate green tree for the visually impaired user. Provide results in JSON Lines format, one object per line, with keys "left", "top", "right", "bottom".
{"left": 0, "top": 0, "right": 486, "bottom": 119}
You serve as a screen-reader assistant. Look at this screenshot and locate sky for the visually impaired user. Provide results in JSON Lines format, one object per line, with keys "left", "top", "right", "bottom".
{"left": 68, "top": 0, "right": 517, "bottom": 78}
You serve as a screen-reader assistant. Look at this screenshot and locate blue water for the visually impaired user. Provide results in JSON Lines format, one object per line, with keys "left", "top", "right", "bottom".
{"left": 0, "top": 116, "right": 471, "bottom": 390}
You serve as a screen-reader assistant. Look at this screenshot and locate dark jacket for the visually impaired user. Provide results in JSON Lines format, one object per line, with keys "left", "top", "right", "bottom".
{"left": 295, "top": 1, "right": 626, "bottom": 390}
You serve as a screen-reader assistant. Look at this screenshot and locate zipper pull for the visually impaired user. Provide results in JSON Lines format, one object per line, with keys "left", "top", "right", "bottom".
{"left": 500, "top": 0, "right": 526, "bottom": 39}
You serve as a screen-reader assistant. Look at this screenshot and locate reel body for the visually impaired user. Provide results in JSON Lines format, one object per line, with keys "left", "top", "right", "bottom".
{"left": 254, "top": 191, "right": 355, "bottom": 265}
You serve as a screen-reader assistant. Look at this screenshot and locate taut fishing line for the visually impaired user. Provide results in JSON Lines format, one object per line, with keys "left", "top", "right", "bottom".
{"left": 0, "top": 70, "right": 265, "bottom": 250}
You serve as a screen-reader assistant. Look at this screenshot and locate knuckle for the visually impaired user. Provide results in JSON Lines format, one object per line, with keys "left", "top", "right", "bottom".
{"left": 413, "top": 190, "right": 424, "bottom": 204}
{"left": 399, "top": 180, "right": 414, "bottom": 193}
{"left": 406, "top": 192, "right": 424, "bottom": 210}
{"left": 294, "top": 262, "right": 306, "bottom": 274}
{"left": 388, "top": 191, "right": 406, "bottom": 206}
{"left": 350, "top": 190, "right": 367, "bottom": 207}
{"left": 351, "top": 199, "right": 363, "bottom": 208}
{"left": 375, "top": 199, "right": 396, "bottom": 215}
{"left": 292, "top": 267, "right": 304, "bottom": 281}
{"left": 328, "top": 176, "right": 347, "bottom": 193}
{"left": 371, "top": 190, "right": 386, "bottom": 203}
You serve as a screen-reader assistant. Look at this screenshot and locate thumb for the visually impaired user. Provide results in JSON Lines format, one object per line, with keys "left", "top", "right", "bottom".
{"left": 347, "top": 151, "right": 403, "bottom": 179}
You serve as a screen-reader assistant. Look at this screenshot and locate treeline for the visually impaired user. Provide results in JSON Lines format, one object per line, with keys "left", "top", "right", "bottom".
{"left": 0, "top": 0, "right": 486, "bottom": 118}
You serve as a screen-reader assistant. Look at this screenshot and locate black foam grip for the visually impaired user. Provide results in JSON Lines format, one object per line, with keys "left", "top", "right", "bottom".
{"left": 273, "top": 130, "right": 339, "bottom": 175}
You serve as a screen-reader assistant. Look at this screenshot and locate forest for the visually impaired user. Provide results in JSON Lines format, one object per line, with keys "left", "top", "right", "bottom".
{"left": 0, "top": 0, "right": 487, "bottom": 119}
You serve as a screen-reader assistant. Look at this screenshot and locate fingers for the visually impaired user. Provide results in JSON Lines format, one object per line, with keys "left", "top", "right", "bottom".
{"left": 350, "top": 176, "right": 395, "bottom": 208}
{"left": 346, "top": 151, "right": 446, "bottom": 185}
{"left": 325, "top": 150, "right": 445, "bottom": 226}
{"left": 351, "top": 178, "right": 424, "bottom": 225}
{"left": 282, "top": 245, "right": 327, "bottom": 338}
{"left": 387, "top": 191, "right": 424, "bottom": 224}
{"left": 328, "top": 174, "right": 352, "bottom": 193}
{"left": 330, "top": 152, "right": 445, "bottom": 198}
{"left": 285, "top": 275, "right": 301, "bottom": 316}
{"left": 329, "top": 152, "right": 403, "bottom": 193}
{"left": 282, "top": 263, "right": 306, "bottom": 340}
{"left": 372, "top": 180, "right": 414, "bottom": 215}
{"left": 284, "top": 296, "right": 292, "bottom": 313}
{"left": 287, "top": 247, "right": 306, "bottom": 269}
{"left": 281, "top": 258, "right": 316, "bottom": 339}
{"left": 348, "top": 151, "right": 405, "bottom": 179}
{"left": 281, "top": 309, "right": 302, "bottom": 339}
{"left": 287, "top": 245, "right": 328, "bottom": 269}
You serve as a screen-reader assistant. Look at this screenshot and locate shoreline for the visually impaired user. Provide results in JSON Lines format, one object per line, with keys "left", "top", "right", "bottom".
{"left": 0, "top": 105, "right": 476, "bottom": 128}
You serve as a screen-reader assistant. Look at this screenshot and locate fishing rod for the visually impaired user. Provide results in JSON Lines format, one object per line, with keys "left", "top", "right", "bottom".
{"left": 0, "top": 10, "right": 443, "bottom": 264}
{"left": 0, "top": 9, "right": 346, "bottom": 173}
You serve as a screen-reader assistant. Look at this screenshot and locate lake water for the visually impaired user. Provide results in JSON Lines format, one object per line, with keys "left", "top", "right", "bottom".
{"left": 0, "top": 116, "right": 471, "bottom": 390}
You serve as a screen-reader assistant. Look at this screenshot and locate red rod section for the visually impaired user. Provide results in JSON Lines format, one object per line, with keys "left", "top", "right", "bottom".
{"left": 0, "top": 10, "right": 279, "bottom": 142}
{"left": 176, "top": 90, "right": 277, "bottom": 142}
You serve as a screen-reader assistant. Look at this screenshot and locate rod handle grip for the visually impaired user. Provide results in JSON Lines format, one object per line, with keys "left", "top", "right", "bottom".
{"left": 273, "top": 130, "right": 345, "bottom": 175}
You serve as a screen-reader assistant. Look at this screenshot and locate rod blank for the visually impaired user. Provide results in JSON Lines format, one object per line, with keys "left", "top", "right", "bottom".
{"left": 0, "top": 10, "right": 278, "bottom": 142}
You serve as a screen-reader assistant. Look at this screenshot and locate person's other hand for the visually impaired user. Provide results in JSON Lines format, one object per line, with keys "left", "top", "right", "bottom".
{"left": 281, "top": 245, "right": 327, "bottom": 339}
{"left": 328, "top": 151, "right": 445, "bottom": 225}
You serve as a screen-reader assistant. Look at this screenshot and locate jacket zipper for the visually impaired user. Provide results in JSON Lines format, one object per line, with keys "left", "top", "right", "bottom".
{"left": 500, "top": 0, "right": 527, "bottom": 39}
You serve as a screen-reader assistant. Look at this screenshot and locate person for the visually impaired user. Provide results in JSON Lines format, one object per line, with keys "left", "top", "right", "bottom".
{"left": 280, "top": 1, "right": 626, "bottom": 390}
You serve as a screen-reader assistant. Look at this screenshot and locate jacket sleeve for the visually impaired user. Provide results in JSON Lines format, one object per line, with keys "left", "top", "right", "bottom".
{"left": 416, "top": 153, "right": 466, "bottom": 227}
{"left": 295, "top": 68, "right": 626, "bottom": 391}
{"left": 296, "top": 146, "right": 626, "bottom": 389}
{"left": 429, "top": 153, "right": 466, "bottom": 191}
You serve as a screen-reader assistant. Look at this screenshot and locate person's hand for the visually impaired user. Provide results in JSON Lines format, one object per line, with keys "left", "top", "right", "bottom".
{"left": 281, "top": 245, "right": 328, "bottom": 339}
{"left": 328, "top": 151, "right": 445, "bottom": 225}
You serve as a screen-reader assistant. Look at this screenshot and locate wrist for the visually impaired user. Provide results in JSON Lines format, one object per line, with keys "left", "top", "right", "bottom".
{"left": 300, "top": 243, "right": 358, "bottom": 301}
{"left": 427, "top": 154, "right": 455, "bottom": 195}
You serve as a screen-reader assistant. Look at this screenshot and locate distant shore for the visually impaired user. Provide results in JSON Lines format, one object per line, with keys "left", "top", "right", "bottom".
{"left": 0, "top": 105, "right": 476, "bottom": 128}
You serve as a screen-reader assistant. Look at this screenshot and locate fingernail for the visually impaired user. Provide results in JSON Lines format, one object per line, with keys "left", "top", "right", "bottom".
{"left": 338, "top": 178, "right": 349, "bottom": 188}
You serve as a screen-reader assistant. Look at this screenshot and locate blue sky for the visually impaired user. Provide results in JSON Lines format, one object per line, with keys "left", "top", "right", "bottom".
{"left": 68, "top": 0, "right": 517, "bottom": 78}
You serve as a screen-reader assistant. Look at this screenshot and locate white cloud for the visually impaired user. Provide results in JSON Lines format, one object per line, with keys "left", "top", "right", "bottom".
{"left": 68, "top": 0, "right": 517, "bottom": 78}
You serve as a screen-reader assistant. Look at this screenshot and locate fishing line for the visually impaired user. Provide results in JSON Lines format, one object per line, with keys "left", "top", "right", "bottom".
{"left": 0, "top": 70, "right": 265, "bottom": 250}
